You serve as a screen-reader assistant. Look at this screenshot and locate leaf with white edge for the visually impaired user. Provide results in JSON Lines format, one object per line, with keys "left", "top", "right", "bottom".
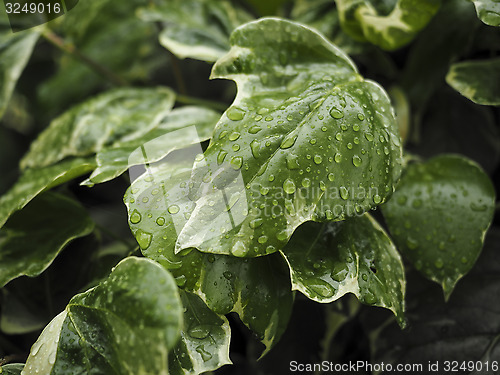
{"left": 126, "top": 17, "right": 402, "bottom": 259}
{"left": 382, "top": 155, "right": 495, "bottom": 299}
{"left": 471, "top": 0, "right": 500, "bottom": 26}
{"left": 22, "top": 257, "right": 183, "bottom": 375}
{"left": 280, "top": 214, "right": 405, "bottom": 327}
{"left": 0, "top": 364, "right": 24, "bottom": 375}
{"left": 0, "top": 192, "right": 94, "bottom": 288}
{"left": 446, "top": 58, "right": 500, "bottom": 106}
{"left": 20, "top": 87, "right": 175, "bottom": 170}
{"left": 0, "top": 21, "right": 40, "bottom": 120}
{"left": 170, "top": 291, "right": 231, "bottom": 375}
{"left": 138, "top": 0, "right": 252, "bottom": 62}
{"left": 124, "top": 173, "right": 293, "bottom": 355}
{"left": 0, "top": 158, "right": 95, "bottom": 229}
{"left": 335, "top": 0, "right": 441, "bottom": 50}
{"left": 84, "top": 106, "right": 220, "bottom": 186}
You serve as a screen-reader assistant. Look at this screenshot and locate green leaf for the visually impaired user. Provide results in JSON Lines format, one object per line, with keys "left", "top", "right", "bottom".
{"left": 446, "top": 58, "right": 500, "bottom": 106}
{"left": 471, "top": 0, "right": 500, "bottom": 26}
{"left": 382, "top": 154, "right": 495, "bottom": 299}
{"left": 124, "top": 172, "right": 293, "bottom": 354}
{"left": 0, "top": 157, "right": 95, "bottom": 229}
{"left": 1, "top": 289, "right": 47, "bottom": 334}
{"left": 84, "top": 106, "right": 220, "bottom": 186}
{"left": 21, "top": 87, "right": 175, "bottom": 170}
{"left": 366, "top": 228, "right": 500, "bottom": 368}
{"left": 247, "top": 0, "right": 288, "bottom": 16}
{"left": 0, "top": 192, "right": 94, "bottom": 288}
{"left": 170, "top": 291, "right": 231, "bottom": 375}
{"left": 126, "top": 17, "right": 402, "bottom": 259}
{"left": 0, "top": 364, "right": 24, "bottom": 375}
{"left": 0, "top": 23, "right": 40, "bottom": 120}
{"left": 335, "top": 0, "right": 441, "bottom": 50}
{"left": 138, "top": 0, "right": 253, "bottom": 62}
{"left": 23, "top": 257, "right": 183, "bottom": 375}
{"left": 291, "top": 0, "right": 341, "bottom": 39}
{"left": 281, "top": 214, "right": 405, "bottom": 326}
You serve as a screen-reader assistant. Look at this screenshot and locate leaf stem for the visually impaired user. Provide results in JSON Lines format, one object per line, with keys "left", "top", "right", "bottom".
{"left": 41, "top": 29, "right": 128, "bottom": 87}
{"left": 175, "top": 94, "right": 228, "bottom": 112}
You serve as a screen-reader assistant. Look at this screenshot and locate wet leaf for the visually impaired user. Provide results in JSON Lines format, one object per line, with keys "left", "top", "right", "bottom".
{"left": 382, "top": 155, "right": 495, "bottom": 299}
{"left": 335, "top": 0, "right": 441, "bottom": 50}
{"left": 0, "top": 364, "right": 24, "bottom": 375}
{"left": 84, "top": 106, "right": 220, "bottom": 186}
{"left": 170, "top": 291, "right": 231, "bottom": 375}
{"left": 446, "top": 58, "right": 500, "bottom": 106}
{"left": 471, "top": 0, "right": 500, "bottom": 26}
{"left": 126, "top": 17, "right": 402, "bottom": 259}
{"left": 0, "top": 20, "right": 39, "bottom": 120}
{"left": 23, "top": 257, "right": 183, "bottom": 375}
{"left": 281, "top": 214, "right": 405, "bottom": 327}
{"left": 138, "top": 0, "right": 252, "bottom": 62}
{"left": 21, "top": 87, "right": 175, "bottom": 170}
{"left": 0, "top": 158, "right": 95, "bottom": 229}
{"left": 0, "top": 192, "right": 94, "bottom": 288}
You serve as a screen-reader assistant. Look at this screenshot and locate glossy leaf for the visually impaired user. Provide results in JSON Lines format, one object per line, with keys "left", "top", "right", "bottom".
{"left": 471, "top": 0, "right": 500, "bottom": 26}
{"left": 23, "top": 257, "right": 183, "bottom": 375}
{"left": 0, "top": 22, "right": 39, "bottom": 120}
{"left": 281, "top": 214, "right": 405, "bottom": 326}
{"left": 382, "top": 155, "right": 495, "bottom": 299}
{"left": 138, "top": 0, "right": 252, "bottom": 62}
{"left": 446, "top": 58, "right": 500, "bottom": 106}
{"left": 0, "top": 364, "right": 24, "bottom": 375}
{"left": 367, "top": 228, "right": 500, "bottom": 368}
{"left": 124, "top": 171, "right": 293, "bottom": 354}
{"left": 335, "top": 0, "right": 441, "bottom": 50}
{"left": 127, "top": 17, "right": 402, "bottom": 260}
{"left": 84, "top": 106, "right": 220, "bottom": 186}
{"left": 0, "top": 192, "right": 94, "bottom": 288}
{"left": 21, "top": 87, "right": 175, "bottom": 170}
{"left": 0, "top": 158, "right": 95, "bottom": 229}
{"left": 170, "top": 291, "right": 231, "bottom": 375}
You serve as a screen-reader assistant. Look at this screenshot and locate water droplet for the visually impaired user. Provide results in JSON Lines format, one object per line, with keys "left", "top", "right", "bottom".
{"left": 258, "top": 235, "right": 268, "bottom": 244}
{"left": 136, "top": 229, "right": 152, "bottom": 249}
{"left": 230, "top": 156, "right": 243, "bottom": 170}
{"left": 130, "top": 209, "right": 142, "bottom": 224}
{"left": 319, "top": 181, "right": 326, "bottom": 191}
{"left": 232, "top": 241, "right": 248, "bottom": 257}
{"left": 329, "top": 108, "right": 344, "bottom": 119}
{"left": 218, "top": 130, "right": 228, "bottom": 140}
{"left": 168, "top": 205, "right": 180, "bottom": 214}
{"left": 265, "top": 115, "right": 274, "bottom": 121}
{"left": 268, "top": 174, "right": 275, "bottom": 182}
{"left": 357, "top": 113, "right": 365, "bottom": 120}
{"left": 286, "top": 153, "right": 300, "bottom": 169}
{"left": 335, "top": 132, "right": 342, "bottom": 141}
{"left": 156, "top": 217, "right": 165, "bottom": 226}
{"left": 280, "top": 134, "right": 297, "bottom": 149}
{"left": 229, "top": 132, "right": 241, "bottom": 141}
{"left": 227, "top": 107, "right": 245, "bottom": 121}
{"left": 277, "top": 230, "right": 288, "bottom": 241}
{"left": 283, "top": 178, "right": 296, "bottom": 194}
{"left": 250, "top": 218, "right": 263, "bottom": 228}
{"left": 217, "top": 150, "right": 227, "bottom": 165}
{"left": 189, "top": 325, "right": 210, "bottom": 339}
{"left": 353, "top": 124, "right": 360, "bottom": 131}
{"left": 406, "top": 237, "right": 418, "bottom": 250}
{"left": 249, "top": 125, "right": 262, "bottom": 134}
{"left": 352, "top": 155, "right": 362, "bottom": 167}
{"left": 302, "top": 178, "right": 311, "bottom": 188}
{"left": 328, "top": 173, "right": 335, "bottom": 182}
{"left": 313, "top": 155, "right": 323, "bottom": 164}
{"left": 334, "top": 153, "right": 342, "bottom": 163}
{"left": 373, "top": 195, "right": 382, "bottom": 204}
{"left": 412, "top": 199, "right": 422, "bottom": 208}
{"left": 307, "top": 278, "right": 335, "bottom": 298}
{"left": 260, "top": 185, "right": 270, "bottom": 195}
{"left": 364, "top": 132, "right": 374, "bottom": 141}
{"left": 232, "top": 144, "right": 240, "bottom": 151}
{"left": 196, "top": 345, "right": 213, "bottom": 362}
{"left": 470, "top": 202, "right": 487, "bottom": 212}
{"left": 250, "top": 140, "right": 261, "bottom": 159}
{"left": 223, "top": 271, "right": 233, "bottom": 280}
{"left": 435, "top": 259, "right": 444, "bottom": 269}
{"left": 321, "top": 126, "right": 327, "bottom": 132}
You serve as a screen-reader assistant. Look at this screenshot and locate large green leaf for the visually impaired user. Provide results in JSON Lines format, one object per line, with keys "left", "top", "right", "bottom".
{"left": 382, "top": 155, "right": 495, "bottom": 299}
{"left": 21, "top": 87, "right": 175, "bottom": 170}
{"left": 335, "top": 0, "right": 441, "bottom": 50}
{"left": 0, "top": 364, "right": 24, "bottom": 375}
{"left": 0, "top": 22, "right": 39, "bottom": 120}
{"left": 170, "top": 291, "right": 231, "bottom": 375}
{"left": 281, "top": 214, "right": 405, "bottom": 326}
{"left": 22, "top": 257, "right": 183, "bottom": 375}
{"left": 0, "top": 157, "right": 95, "bottom": 229}
{"left": 471, "top": 0, "right": 500, "bottom": 26}
{"left": 138, "top": 0, "right": 252, "bottom": 62}
{"left": 127, "top": 17, "right": 402, "bottom": 259}
{"left": 84, "top": 106, "right": 220, "bottom": 186}
{"left": 0, "top": 192, "right": 94, "bottom": 288}
{"left": 366, "top": 228, "right": 500, "bottom": 370}
{"left": 446, "top": 58, "right": 500, "bottom": 106}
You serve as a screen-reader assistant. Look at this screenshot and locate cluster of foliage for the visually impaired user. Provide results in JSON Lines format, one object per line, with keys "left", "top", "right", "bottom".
{"left": 0, "top": 0, "right": 499, "bottom": 374}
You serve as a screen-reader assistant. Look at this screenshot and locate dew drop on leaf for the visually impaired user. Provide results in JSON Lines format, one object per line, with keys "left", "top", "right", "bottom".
{"left": 227, "top": 106, "right": 245, "bottom": 121}
{"left": 329, "top": 107, "right": 344, "bottom": 119}
{"left": 136, "top": 229, "right": 152, "bottom": 249}
{"left": 130, "top": 209, "right": 142, "bottom": 224}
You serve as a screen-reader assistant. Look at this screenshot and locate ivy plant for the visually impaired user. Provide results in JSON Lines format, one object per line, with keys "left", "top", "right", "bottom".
{"left": 0, "top": 0, "right": 499, "bottom": 374}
